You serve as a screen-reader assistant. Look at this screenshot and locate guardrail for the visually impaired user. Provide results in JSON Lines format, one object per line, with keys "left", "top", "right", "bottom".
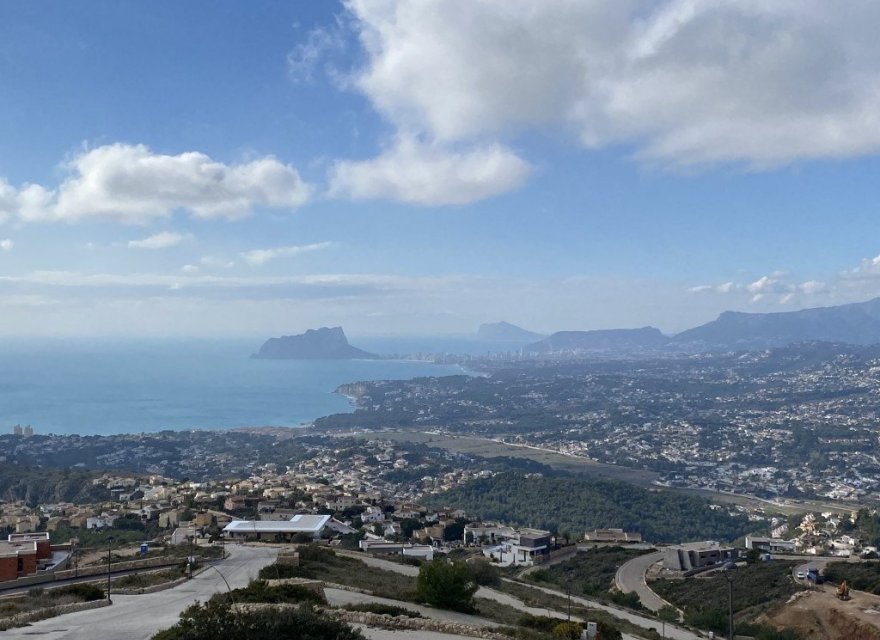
{"left": 0, "top": 556, "right": 185, "bottom": 592}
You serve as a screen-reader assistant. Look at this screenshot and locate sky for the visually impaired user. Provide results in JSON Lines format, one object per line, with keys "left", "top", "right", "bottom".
{"left": 2, "top": 0, "right": 880, "bottom": 337}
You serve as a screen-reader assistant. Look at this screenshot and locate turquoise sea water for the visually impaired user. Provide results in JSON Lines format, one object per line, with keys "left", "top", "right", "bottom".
{"left": 0, "top": 338, "right": 483, "bottom": 436}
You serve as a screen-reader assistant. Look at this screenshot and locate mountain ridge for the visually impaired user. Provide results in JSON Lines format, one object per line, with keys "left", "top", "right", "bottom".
{"left": 253, "top": 327, "right": 379, "bottom": 360}
{"left": 526, "top": 326, "right": 669, "bottom": 353}
{"left": 476, "top": 321, "right": 545, "bottom": 342}
{"left": 674, "top": 297, "right": 880, "bottom": 347}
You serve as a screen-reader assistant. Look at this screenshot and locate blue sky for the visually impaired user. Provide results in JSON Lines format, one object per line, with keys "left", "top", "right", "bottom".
{"left": 2, "top": 0, "right": 880, "bottom": 336}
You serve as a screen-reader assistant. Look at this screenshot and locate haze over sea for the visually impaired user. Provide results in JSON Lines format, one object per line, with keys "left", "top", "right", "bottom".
{"left": 0, "top": 337, "right": 517, "bottom": 436}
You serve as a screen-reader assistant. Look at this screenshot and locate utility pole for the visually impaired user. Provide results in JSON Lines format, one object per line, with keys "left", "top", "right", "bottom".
{"left": 106, "top": 536, "right": 114, "bottom": 604}
{"left": 722, "top": 561, "right": 736, "bottom": 640}
{"left": 566, "top": 576, "right": 572, "bottom": 622}
{"left": 188, "top": 534, "right": 194, "bottom": 579}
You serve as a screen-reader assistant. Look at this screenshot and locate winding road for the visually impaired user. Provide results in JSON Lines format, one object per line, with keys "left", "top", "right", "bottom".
{"left": 351, "top": 552, "right": 702, "bottom": 640}
{"left": 1, "top": 544, "right": 277, "bottom": 640}
{"left": 614, "top": 550, "right": 673, "bottom": 612}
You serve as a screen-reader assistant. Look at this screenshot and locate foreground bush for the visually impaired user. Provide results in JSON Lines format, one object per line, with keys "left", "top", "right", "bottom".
{"left": 416, "top": 560, "right": 477, "bottom": 613}
{"left": 52, "top": 583, "right": 105, "bottom": 602}
{"left": 217, "top": 580, "right": 326, "bottom": 605}
{"left": 257, "top": 563, "right": 312, "bottom": 580}
{"left": 152, "top": 601, "right": 362, "bottom": 640}
{"left": 343, "top": 602, "right": 423, "bottom": 617}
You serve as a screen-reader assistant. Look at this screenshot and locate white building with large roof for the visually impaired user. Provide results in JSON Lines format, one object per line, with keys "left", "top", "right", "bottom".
{"left": 222, "top": 514, "right": 332, "bottom": 541}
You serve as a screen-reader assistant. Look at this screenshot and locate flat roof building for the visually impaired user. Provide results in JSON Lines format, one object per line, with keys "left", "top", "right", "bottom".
{"left": 584, "top": 528, "right": 643, "bottom": 544}
{"left": 745, "top": 536, "right": 796, "bottom": 554}
{"left": 223, "top": 514, "right": 332, "bottom": 541}
{"left": 663, "top": 541, "right": 739, "bottom": 573}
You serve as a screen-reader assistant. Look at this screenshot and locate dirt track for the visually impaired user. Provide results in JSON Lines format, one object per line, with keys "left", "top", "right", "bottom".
{"left": 766, "top": 586, "right": 880, "bottom": 640}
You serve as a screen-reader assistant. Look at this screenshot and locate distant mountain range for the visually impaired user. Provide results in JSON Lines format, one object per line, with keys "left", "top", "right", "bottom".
{"left": 476, "top": 321, "right": 545, "bottom": 342}
{"left": 526, "top": 327, "right": 669, "bottom": 353}
{"left": 253, "top": 327, "right": 378, "bottom": 360}
{"left": 513, "top": 297, "right": 880, "bottom": 354}
{"left": 674, "top": 297, "right": 880, "bottom": 348}
{"left": 260, "top": 298, "right": 880, "bottom": 360}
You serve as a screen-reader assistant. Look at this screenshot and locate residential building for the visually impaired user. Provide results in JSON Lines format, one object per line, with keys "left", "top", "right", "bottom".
{"left": 663, "top": 542, "right": 739, "bottom": 572}
{"left": 584, "top": 528, "right": 643, "bottom": 544}
{"left": 744, "top": 536, "right": 796, "bottom": 554}
{"left": 222, "top": 514, "right": 332, "bottom": 541}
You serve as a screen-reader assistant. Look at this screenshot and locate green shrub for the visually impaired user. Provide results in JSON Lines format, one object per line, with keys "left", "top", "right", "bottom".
{"left": 219, "top": 581, "right": 326, "bottom": 605}
{"left": 152, "top": 601, "right": 363, "bottom": 640}
{"left": 257, "top": 563, "right": 313, "bottom": 580}
{"left": 416, "top": 560, "right": 477, "bottom": 613}
{"left": 551, "top": 621, "right": 582, "bottom": 639}
{"left": 517, "top": 614, "right": 558, "bottom": 632}
{"left": 465, "top": 559, "right": 501, "bottom": 586}
{"left": 343, "top": 603, "right": 423, "bottom": 618}
{"left": 296, "top": 544, "right": 336, "bottom": 563}
{"left": 52, "top": 583, "right": 105, "bottom": 602}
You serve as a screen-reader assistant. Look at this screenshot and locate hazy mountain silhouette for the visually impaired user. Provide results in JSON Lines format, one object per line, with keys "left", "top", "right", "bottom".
{"left": 526, "top": 327, "right": 669, "bottom": 353}
{"left": 253, "top": 327, "right": 379, "bottom": 359}
{"left": 674, "top": 297, "right": 880, "bottom": 347}
{"left": 477, "top": 321, "right": 545, "bottom": 342}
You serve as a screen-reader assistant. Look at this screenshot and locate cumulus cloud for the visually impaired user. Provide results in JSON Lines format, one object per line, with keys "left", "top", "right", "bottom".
{"left": 329, "top": 136, "right": 530, "bottom": 205}
{"left": 1, "top": 143, "right": 312, "bottom": 224}
{"left": 0, "top": 239, "right": 12, "bottom": 251}
{"left": 241, "top": 241, "right": 333, "bottom": 266}
{"left": 342, "top": 0, "right": 880, "bottom": 175}
{"left": 128, "top": 231, "right": 186, "bottom": 250}
{"left": 691, "top": 274, "right": 827, "bottom": 303}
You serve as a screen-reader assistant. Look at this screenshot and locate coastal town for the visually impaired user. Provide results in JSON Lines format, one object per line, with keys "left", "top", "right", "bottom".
{"left": 316, "top": 342, "right": 880, "bottom": 505}
{"left": 5, "top": 435, "right": 880, "bottom": 639}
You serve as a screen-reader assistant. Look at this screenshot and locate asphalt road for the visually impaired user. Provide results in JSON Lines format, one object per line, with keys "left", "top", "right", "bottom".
{"left": 1, "top": 544, "right": 277, "bottom": 640}
{"left": 791, "top": 557, "right": 830, "bottom": 583}
{"left": 350, "top": 551, "right": 700, "bottom": 640}
{"left": 509, "top": 581, "right": 701, "bottom": 640}
{"left": 614, "top": 551, "right": 671, "bottom": 612}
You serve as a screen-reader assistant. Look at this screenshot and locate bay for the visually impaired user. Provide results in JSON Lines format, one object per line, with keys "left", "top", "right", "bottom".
{"left": 0, "top": 338, "right": 471, "bottom": 436}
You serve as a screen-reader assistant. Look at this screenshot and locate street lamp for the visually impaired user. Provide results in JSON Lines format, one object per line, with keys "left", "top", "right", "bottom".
{"left": 187, "top": 534, "right": 195, "bottom": 579}
{"left": 565, "top": 572, "right": 573, "bottom": 623}
{"left": 722, "top": 561, "right": 737, "bottom": 640}
{"left": 206, "top": 565, "right": 236, "bottom": 605}
{"left": 106, "top": 536, "right": 114, "bottom": 604}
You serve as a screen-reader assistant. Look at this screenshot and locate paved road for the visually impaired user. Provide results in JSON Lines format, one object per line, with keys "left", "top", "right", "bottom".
{"left": 791, "top": 557, "right": 830, "bottom": 584}
{"left": 504, "top": 581, "right": 701, "bottom": 640}
{"left": 325, "top": 587, "right": 495, "bottom": 627}
{"left": 344, "top": 552, "right": 419, "bottom": 576}
{"left": 349, "top": 551, "right": 700, "bottom": 640}
{"left": 1, "top": 544, "right": 277, "bottom": 640}
{"left": 517, "top": 546, "right": 578, "bottom": 579}
{"left": 615, "top": 551, "right": 672, "bottom": 612}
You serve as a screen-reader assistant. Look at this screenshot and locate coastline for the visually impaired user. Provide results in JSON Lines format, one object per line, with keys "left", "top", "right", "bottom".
{"left": 0, "top": 347, "right": 473, "bottom": 437}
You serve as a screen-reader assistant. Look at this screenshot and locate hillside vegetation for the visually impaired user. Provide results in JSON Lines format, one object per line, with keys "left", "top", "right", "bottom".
{"left": 0, "top": 466, "right": 110, "bottom": 506}
{"left": 427, "top": 473, "right": 758, "bottom": 542}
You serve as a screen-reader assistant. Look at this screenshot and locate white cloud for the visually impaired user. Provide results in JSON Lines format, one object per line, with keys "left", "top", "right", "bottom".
{"left": 329, "top": 136, "right": 530, "bottom": 205}
{"left": 241, "top": 241, "right": 333, "bottom": 266}
{"left": 128, "top": 231, "right": 186, "bottom": 250}
{"left": 0, "top": 239, "right": 12, "bottom": 251}
{"left": 1, "top": 143, "right": 312, "bottom": 224}
{"left": 288, "top": 23, "right": 346, "bottom": 83}
{"left": 181, "top": 264, "right": 200, "bottom": 275}
{"left": 343, "top": 0, "right": 880, "bottom": 173}
{"left": 199, "top": 256, "right": 235, "bottom": 270}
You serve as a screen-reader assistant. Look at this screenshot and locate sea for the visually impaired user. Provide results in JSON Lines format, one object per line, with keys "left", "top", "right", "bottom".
{"left": 0, "top": 336, "right": 524, "bottom": 437}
